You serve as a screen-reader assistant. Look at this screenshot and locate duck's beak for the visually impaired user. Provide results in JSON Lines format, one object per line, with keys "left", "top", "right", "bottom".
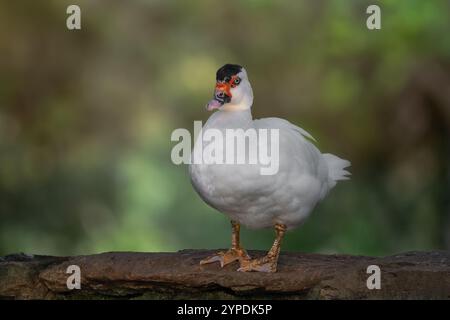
{"left": 206, "top": 98, "right": 223, "bottom": 111}
{"left": 206, "top": 82, "right": 232, "bottom": 111}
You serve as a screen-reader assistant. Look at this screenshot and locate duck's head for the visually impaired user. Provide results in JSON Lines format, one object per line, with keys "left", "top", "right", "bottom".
{"left": 206, "top": 64, "right": 254, "bottom": 112}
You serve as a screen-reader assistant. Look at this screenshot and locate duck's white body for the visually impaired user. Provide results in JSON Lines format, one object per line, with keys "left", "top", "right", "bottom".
{"left": 189, "top": 107, "right": 350, "bottom": 230}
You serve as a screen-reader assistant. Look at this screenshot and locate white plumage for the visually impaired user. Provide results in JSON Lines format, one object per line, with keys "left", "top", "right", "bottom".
{"left": 189, "top": 64, "right": 350, "bottom": 272}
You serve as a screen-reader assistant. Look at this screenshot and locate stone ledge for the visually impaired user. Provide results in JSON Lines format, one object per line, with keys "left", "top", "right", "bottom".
{"left": 0, "top": 250, "right": 449, "bottom": 299}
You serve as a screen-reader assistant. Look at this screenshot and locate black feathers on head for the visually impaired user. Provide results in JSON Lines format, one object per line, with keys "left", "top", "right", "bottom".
{"left": 216, "top": 64, "right": 242, "bottom": 82}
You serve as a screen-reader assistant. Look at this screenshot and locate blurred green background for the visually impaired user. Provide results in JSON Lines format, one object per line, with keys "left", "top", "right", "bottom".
{"left": 0, "top": 0, "right": 449, "bottom": 257}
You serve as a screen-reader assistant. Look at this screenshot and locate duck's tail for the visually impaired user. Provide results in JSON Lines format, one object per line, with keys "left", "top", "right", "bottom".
{"left": 323, "top": 153, "right": 351, "bottom": 189}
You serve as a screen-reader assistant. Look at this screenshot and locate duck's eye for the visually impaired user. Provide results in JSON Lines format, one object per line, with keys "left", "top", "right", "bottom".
{"left": 234, "top": 77, "right": 241, "bottom": 85}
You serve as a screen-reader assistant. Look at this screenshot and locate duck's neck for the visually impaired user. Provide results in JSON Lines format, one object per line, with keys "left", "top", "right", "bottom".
{"left": 221, "top": 103, "right": 251, "bottom": 112}
{"left": 221, "top": 93, "right": 253, "bottom": 112}
{"left": 206, "top": 108, "right": 253, "bottom": 130}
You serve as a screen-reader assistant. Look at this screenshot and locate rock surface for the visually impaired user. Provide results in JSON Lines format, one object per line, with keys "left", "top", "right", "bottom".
{"left": 0, "top": 250, "right": 449, "bottom": 299}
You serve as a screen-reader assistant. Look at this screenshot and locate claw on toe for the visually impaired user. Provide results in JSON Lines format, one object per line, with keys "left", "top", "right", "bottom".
{"left": 200, "top": 248, "right": 250, "bottom": 268}
{"left": 237, "top": 256, "right": 277, "bottom": 273}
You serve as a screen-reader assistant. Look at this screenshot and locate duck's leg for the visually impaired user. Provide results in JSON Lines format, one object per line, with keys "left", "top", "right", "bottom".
{"left": 238, "top": 223, "right": 286, "bottom": 273}
{"left": 200, "top": 220, "right": 250, "bottom": 267}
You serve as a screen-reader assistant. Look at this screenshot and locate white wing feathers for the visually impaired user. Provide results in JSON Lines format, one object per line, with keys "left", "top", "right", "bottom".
{"left": 254, "top": 117, "right": 316, "bottom": 142}
{"left": 255, "top": 116, "right": 351, "bottom": 191}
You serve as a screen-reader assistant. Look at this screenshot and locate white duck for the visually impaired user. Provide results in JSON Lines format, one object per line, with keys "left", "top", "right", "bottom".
{"left": 189, "top": 64, "right": 350, "bottom": 272}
